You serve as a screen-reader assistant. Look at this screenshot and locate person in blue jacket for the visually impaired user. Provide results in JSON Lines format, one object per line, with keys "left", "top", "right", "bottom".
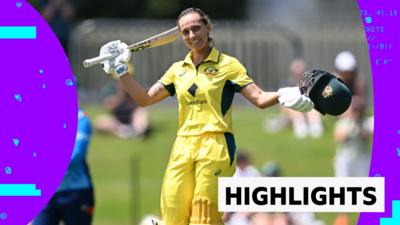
{"left": 33, "top": 109, "right": 95, "bottom": 225}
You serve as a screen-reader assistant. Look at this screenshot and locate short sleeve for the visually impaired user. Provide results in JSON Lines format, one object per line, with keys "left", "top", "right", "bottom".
{"left": 158, "top": 64, "right": 176, "bottom": 96}
{"left": 229, "top": 58, "right": 254, "bottom": 92}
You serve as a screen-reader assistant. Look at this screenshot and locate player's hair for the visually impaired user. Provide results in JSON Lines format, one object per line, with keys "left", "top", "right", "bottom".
{"left": 177, "top": 7, "right": 214, "bottom": 46}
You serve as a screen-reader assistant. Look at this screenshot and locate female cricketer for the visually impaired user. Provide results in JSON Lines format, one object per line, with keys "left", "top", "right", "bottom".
{"left": 98, "top": 8, "right": 314, "bottom": 225}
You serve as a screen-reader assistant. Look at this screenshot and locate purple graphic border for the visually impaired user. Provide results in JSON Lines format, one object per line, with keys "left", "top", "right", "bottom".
{"left": 357, "top": 0, "right": 400, "bottom": 225}
{"left": 0, "top": 1, "right": 77, "bottom": 224}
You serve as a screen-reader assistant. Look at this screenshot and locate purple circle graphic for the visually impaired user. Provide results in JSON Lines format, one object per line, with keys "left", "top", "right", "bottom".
{"left": 357, "top": 0, "right": 400, "bottom": 225}
{"left": 0, "top": 1, "right": 77, "bottom": 225}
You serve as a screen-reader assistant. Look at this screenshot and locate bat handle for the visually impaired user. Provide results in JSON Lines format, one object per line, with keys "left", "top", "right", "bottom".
{"left": 83, "top": 53, "right": 115, "bottom": 68}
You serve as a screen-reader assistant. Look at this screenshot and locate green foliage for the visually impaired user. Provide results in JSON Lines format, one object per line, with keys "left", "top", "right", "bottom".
{"left": 30, "top": 0, "right": 248, "bottom": 19}
{"left": 177, "top": 0, "right": 247, "bottom": 19}
{"left": 75, "top": 0, "right": 148, "bottom": 19}
{"left": 146, "top": 0, "right": 182, "bottom": 18}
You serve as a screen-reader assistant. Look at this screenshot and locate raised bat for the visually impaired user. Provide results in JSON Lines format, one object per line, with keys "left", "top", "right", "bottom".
{"left": 83, "top": 26, "right": 180, "bottom": 68}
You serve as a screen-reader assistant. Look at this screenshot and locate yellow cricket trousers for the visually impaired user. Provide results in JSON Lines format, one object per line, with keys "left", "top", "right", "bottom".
{"left": 161, "top": 132, "right": 236, "bottom": 225}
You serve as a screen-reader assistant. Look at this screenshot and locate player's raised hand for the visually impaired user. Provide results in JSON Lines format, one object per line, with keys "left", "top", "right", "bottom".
{"left": 99, "top": 40, "right": 132, "bottom": 79}
{"left": 278, "top": 87, "right": 314, "bottom": 112}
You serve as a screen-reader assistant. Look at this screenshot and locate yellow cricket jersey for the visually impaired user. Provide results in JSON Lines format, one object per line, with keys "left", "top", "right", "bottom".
{"left": 159, "top": 48, "right": 253, "bottom": 136}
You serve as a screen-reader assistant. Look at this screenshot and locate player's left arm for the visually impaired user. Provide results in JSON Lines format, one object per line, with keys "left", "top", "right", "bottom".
{"left": 230, "top": 59, "right": 280, "bottom": 109}
{"left": 241, "top": 83, "right": 314, "bottom": 112}
{"left": 240, "top": 83, "right": 279, "bottom": 109}
{"left": 232, "top": 59, "right": 313, "bottom": 112}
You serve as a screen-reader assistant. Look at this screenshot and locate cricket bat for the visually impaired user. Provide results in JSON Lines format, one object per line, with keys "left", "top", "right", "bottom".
{"left": 83, "top": 26, "right": 180, "bottom": 68}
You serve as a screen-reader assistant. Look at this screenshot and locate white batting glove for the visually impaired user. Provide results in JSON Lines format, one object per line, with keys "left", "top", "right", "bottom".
{"left": 278, "top": 87, "right": 314, "bottom": 112}
{"left": 100, "top": 40, "right": 131, "bottom": 78}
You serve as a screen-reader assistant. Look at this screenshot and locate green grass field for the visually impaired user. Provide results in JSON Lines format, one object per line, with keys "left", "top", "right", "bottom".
{"left": 84, "top": 104, "right": 359, "bottom": 225}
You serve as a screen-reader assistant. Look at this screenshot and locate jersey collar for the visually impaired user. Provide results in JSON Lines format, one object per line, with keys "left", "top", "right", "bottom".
{"left": 183, "top": 47, "right": 220, "bottom": 66}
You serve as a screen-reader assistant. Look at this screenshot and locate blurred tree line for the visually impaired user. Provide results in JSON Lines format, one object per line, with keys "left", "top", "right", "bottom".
{"left": 30, "top": 0, "right": 248, "bottom": 20}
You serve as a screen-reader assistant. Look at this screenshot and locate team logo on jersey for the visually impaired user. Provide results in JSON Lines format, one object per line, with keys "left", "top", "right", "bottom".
{"left": 204, "top": 65, "right": 218, "bottom": 75}
{"left": 322, "top": 85, "right": 333, "bottom": 98}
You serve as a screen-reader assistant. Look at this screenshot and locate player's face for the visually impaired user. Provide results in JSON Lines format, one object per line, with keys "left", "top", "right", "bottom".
{"left": 178, "top": 13, "right": 210, "bottom": 52}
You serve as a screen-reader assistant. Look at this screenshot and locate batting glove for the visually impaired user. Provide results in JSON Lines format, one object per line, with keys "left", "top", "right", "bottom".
{"left": 100, "top": 40, "right": 131, "bottom": 79}
{"left": 278, "top": 87, "right": 314, "bottom": 112}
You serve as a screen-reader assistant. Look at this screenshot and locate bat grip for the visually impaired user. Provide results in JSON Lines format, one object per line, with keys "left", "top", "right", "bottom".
{"left": 83, "top": 53, "right": 115, "bottom": 68}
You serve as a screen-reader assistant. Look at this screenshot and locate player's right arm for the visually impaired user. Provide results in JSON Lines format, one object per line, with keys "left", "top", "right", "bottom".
{"left": 119, "top": 74, "right": 170, "bottom": 106}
